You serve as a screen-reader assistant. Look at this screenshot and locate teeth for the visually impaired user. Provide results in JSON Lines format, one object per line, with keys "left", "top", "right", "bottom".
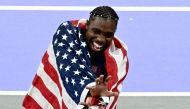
{"left": 93, "top": 42, "right": 103, "bottom": 49}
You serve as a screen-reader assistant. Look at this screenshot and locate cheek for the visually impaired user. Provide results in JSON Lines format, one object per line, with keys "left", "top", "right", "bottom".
{"left": 84, "top": 32, "right": 93, "bottom": 46}
{"left": 85, "top": 32, "right": 96, "bottom": 41}
{"left": 85, "top": 32, "right": 91, "bottom": 40}
{"left": 106, "top": 38, "right": 113, "bottom": 45}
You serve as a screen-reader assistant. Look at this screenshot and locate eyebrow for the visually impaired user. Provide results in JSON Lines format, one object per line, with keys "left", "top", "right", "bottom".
{"left": 91, "top": 28, "right": 114, "bottom": 35}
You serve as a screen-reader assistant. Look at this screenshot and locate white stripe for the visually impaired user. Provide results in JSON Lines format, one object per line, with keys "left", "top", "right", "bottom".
{"left": 109, "top": 59, "right": 127, "bottom": 108}
{"left": 108, "top": 40, "right": 128, "bottom": 89}
{"left": 47, "top": 43, "right": 77, "bottom": 108}
{"left": 36, "top": 63, "right": 62, "bottom": 108}
{"left": 27, "top": 86, "right": 54, "bottom": 109}
{"left": 106, "top": 96, "right": 114, "bottom": 109}
{"left": 108, "top": 84, "right": 123, "bottom": 109}
{"left": 1, "top": 6, "right": 190, "bottom": 11}
{"left": 106, "top": 41, "right": 128, "bottom": 109}
{"left": 120, "top": 92, "right": 190, "bottom": 96}
{"left": 80, "top": 82, "right": 96, "bottom": 102}
{"left": 1, "top": 91, "right": 190, "bottom": 96}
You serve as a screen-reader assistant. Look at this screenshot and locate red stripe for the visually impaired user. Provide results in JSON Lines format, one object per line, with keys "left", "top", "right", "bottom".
{"left": 42, "top": 51, "right": 68, "bottom": 109}
{"left": 22, "top": 94, "right": 42, "bottom": 109}
{"left": 109, "top": 59, "right": 129, "bottom": 109}
{"left": 104, "top": 46, "right": 119, "bottom": 109}
{"left": 70, "top": 20, "right": 78, "bottom": 26}
{"left": 42, "top": 51, "right": 62, "bottom": 96}
{"left": 70, "top": 19, "right": 87, "bottom": 29}
{"left": 32, "top": 74, "right": 61, "bottom": 109}
{"left": 109, "top": 77, "right": 125, "bottom": 109}
{"left": 62, "top": 100, "right": 68, "bottom": 109}
{"left": 105, "top": 38, "right": 129, "bottom": 109}
{"left": 104, "top": 48, "right": 119, "bottom": 91}
{"left": 105, "top": 38, "right": 128, "bottom": 90}
{"left": 109, "top": 95, "right": 118, "bottom": 109}
{"left": 113, "top": 38, "right": 127, "bottom": 59}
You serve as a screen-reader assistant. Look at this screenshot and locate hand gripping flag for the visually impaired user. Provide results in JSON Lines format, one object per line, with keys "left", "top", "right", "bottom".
{"left": 22, "top": 19, "right": 129, "bottom": 109}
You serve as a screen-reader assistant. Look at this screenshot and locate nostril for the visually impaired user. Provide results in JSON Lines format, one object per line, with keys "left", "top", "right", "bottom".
{"left": 96, "top": 37, "right": 105, "bottom": 46}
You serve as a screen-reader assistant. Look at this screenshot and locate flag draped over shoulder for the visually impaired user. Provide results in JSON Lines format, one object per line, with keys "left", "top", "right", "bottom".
{"left": 22, "top": 19, "right": 129, "bottom": 109}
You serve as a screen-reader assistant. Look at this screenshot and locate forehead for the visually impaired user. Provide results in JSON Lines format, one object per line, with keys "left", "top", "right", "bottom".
{"left": 88, "top": 17, "right": 117, "bottom": 32}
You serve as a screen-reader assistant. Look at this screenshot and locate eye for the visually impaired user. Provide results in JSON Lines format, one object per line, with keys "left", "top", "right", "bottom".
{"left": 104, "top": 32, "right": 114, "bottom": 38}
{"left": 92, "top": 28, "right": 101, "bottom": 34}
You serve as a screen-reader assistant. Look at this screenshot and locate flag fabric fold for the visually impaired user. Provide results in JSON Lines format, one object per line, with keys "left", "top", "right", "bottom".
{"left": 23, "top": 19, "right": 129, "bottom": 109}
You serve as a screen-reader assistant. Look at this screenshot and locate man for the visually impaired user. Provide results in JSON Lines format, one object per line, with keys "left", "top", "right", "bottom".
{"left": 23, "top": 6, "right": 129, "bottom": 109}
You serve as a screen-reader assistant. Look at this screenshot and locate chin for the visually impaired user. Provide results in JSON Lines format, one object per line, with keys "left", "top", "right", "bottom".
{"left": 90, "top": 50, "right": 104, "bottom": 56}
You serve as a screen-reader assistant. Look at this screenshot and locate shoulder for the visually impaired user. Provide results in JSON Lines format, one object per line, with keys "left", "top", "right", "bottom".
{"left": 69, "top": 19, "right": 87, "bottom": 29}
{"left": 58, "top": 19, "right": 87, "bottom": 29}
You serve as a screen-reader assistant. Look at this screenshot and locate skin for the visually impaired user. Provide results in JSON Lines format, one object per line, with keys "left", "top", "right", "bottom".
{"left": 80, "top": 17, "right": 119, "bottom": 108}
{"left": 85, "top": 17, "right": 117, "bottom": 55}
{"left": 80, "top": 75, "right": 118, "bottom": 108}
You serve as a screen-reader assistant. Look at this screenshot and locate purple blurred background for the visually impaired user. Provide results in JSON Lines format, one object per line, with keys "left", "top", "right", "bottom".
{"left": 0, "top": 1, "right": 190, "bottom": 92}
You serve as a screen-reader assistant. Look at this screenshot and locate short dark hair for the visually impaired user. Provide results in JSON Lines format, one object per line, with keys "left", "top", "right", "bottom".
{"left": 88, "top": 6, "right": 119, "bottom": 25}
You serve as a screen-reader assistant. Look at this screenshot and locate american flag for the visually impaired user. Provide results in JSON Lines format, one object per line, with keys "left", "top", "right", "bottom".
{"left": 22, "top": 19, "right": 129, "bottom": 109}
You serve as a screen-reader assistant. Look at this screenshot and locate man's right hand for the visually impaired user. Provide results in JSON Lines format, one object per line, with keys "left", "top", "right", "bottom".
{"left": 79, "top": 75, "right": 118, "bottom": 108}
{"left": 87, "top": 75, "right": 118, "bottom": 97}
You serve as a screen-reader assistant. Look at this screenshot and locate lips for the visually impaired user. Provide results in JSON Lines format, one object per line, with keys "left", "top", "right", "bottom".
{"left": 91, "top": 41, "right": 103, "bottom": 52}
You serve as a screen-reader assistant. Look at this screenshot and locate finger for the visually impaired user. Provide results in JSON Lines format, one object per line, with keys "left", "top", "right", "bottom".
{"left": 96, "top": 78, "right": 100, "bottom": 85}
{"left": 108, "top": 91, "right": 118, "bottom": 97}
{"left": 104, "top": 75, "right": 111, "bottom": 84}
{"left": 112, "top": 92, "right": 119, "bottom": 96}
{"left": 102, "top": 91, "right": 119, "bottom": 97}
{"left": 99, "top": 75, "right": 104, "bottom": 84}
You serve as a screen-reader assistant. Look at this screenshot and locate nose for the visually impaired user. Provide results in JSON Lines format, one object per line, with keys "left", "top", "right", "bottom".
{"left": 96, "top": 35, "right": 106, "bottom": 45}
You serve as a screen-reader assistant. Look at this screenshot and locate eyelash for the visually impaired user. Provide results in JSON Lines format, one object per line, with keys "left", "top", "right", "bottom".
{"left": 93, "top": 30, "right": 100, "bottom": 34}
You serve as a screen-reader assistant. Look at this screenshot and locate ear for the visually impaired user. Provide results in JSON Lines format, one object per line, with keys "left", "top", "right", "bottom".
{"left": 86, "top": 20, "right": 90, "bottom": 30}
{"left": 86, "top": 20, "right": 90, "bottom": 26}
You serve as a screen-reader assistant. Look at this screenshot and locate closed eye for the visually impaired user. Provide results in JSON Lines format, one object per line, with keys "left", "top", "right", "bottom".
{"left": 104, "top": 32, "right": 114, "bottom": 38}
{"left": 92, "top": 28, "right": 101, "bottom": 34}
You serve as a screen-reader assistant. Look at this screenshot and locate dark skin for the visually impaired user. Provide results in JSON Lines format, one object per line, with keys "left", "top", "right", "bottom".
{"left": 80, "top": 75, "right": 118, "bottom": 108}
{"left": 80, "top": 17, "right": 119, "bottom": 108}
{"left": 85, "top": 17, "right": 116, "bottom": 56}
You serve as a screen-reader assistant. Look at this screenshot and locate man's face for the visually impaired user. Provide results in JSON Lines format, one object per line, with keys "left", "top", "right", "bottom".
{"left": 85, "top": 17, "right": 117, "bottom": 55}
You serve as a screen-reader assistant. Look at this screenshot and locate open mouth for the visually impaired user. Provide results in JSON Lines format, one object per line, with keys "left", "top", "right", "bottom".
{"left": 91, "top": 42, "right": 103, "bottom": 52}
